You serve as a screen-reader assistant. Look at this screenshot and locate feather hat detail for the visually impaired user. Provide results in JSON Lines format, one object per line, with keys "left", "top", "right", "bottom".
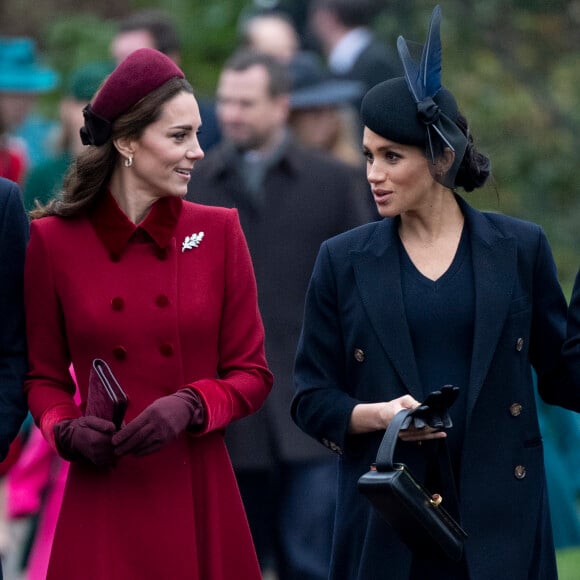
{"left": 361, "top": 5, "right": 468, "bottom": 188}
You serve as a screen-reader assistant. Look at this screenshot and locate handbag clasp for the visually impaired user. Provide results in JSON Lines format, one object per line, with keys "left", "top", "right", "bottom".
{"left": 429, "top": 494, "right": 443, "bottom": 507}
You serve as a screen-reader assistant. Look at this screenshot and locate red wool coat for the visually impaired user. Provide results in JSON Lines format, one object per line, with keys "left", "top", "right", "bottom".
{"left": 24, "top": 193, "right": 273, "bottom": 580}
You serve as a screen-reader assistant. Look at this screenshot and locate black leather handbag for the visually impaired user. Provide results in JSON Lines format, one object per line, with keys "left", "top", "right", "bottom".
{"left": 357, "top": 407, "right": 467, "bottom": 561}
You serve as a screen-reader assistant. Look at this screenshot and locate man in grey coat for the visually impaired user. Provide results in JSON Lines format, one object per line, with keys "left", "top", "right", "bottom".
{"left": 187, "top": 50, "right": 374, "bottom": 580}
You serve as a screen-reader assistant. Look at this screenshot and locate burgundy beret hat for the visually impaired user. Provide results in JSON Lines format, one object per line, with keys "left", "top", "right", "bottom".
{"left": 80, "top": 48, "right": 185, "bottom": 146}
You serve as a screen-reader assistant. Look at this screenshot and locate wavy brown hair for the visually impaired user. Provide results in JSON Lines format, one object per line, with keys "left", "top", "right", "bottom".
{"left": 31, "top": 76, "right": 193, "bottom": 219}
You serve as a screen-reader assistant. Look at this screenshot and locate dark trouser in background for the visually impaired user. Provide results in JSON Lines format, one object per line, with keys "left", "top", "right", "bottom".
{"left": 236, "top": 459, "right": 336, "bottom": 580}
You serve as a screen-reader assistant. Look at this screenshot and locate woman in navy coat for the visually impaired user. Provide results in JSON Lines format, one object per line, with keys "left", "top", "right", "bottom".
{"left": 292, "top": 7, "right": 579, "bottom": 580}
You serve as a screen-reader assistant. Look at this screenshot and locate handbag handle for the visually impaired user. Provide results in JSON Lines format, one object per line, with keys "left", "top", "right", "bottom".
{"left": 375, "top": 408, "right": 415, "bottom": 471}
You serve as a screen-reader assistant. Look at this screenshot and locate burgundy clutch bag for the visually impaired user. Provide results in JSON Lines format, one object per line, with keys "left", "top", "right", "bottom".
{"left": 85, "top": 358, "right": 128, "bottom": 429}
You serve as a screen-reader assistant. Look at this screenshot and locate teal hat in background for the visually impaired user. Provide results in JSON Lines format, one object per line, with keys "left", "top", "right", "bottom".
{"left": 65, "top": 61, "right": 115, "bottom": 102}
{"left": 0, "top": 37, "right": 59, "bottom": 93}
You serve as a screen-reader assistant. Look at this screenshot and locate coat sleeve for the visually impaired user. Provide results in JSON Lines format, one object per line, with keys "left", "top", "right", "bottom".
{"left": 0, "top": 179, "right": 29, "bottom": 460}
{"left": 561, "top": 268, "right": 580, "bottom": 393}
{"left": 186, "top": 210, "right": 273, "bottom": 434}
{"left": 531, "top": 230, "right": 580, "bottom": 410}
{"left": 291, "top": 241, "right": 359, "bottom": 452}
{"left": 24, "top": 220, "right": 81, "bottom": 448}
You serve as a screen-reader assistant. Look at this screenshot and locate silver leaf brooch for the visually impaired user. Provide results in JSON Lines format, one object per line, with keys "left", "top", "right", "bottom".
{"left": 182, "top": 232, "right": 205, "bottom": 252}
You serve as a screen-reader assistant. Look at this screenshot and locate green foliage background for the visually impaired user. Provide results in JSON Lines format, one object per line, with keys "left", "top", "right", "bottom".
{"left": 1, "top": 0, "right": 578, "bottom": 291}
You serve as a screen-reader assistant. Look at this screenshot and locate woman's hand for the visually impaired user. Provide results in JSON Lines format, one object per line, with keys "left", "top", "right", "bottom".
{"left": 112, "top": 389, "right": 204, "bottom": 457}
{"left": 349, "top": 395, "right": 446, "bottom": 443}
{"left": 53, "top": 416, "right": 117, "bottom": 465}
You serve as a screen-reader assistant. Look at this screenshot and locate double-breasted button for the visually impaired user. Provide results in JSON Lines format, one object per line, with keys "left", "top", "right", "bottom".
{"left": 160, "top": 343, "right": 174, "bottom": 357}
{"left": 155, "top": 294, "right": 170, "bottom": 308}
{"left": 354, "top": 348, "right": 365, "bottom": 363}
{"left": 329, "top": 441, "right": 343, "bottom": 454}
{"left": 509, "top": 403, "right": 523, "bottom": 417}
{"left": 113, "top": 345, "right": 127, "bottom": 360}
{"left": 515, "top": 337, "right": 524, "bottom": 352}
{"left": 111, "top": 297, "right": 124, "bottom": 311}
{"left": 514, "top": 465, "right": 527, "bottom": 480}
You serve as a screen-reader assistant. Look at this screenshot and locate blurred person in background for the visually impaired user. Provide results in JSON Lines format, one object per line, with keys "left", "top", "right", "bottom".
{"left": 187, "top": 49, "right": 375, "bottom": 580}
{"left": 111, "top": 8, "right": 220, "bottom": 152}
{"left": 307, "top": 0, "right": 401, "bottom": 115}
{"left": 239, "top": 10, "right": 301, "bottom": 64}
{"left": 111, "top": 8, "right": 180, "bottom": 65}
{"left": 23, "top": 62, "right": 114, "bottom": 212}
{"left": 0, "top": 38, "right": 58, "bottom": 183}
{"left": 288, "top": 50, "right": 364, "bottom": 168}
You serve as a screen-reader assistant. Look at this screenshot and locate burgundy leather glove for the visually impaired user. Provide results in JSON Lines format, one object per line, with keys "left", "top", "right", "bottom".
{"left": 53, "top": 416, "right": 117, "bottom": 466}
{"left": 112, "top": 389, "right": 204, "bottom": 458}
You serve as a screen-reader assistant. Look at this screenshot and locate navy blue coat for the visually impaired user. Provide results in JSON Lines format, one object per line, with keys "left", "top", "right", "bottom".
{"left": 292, "top": 196, "right": 579, "bottom": 579}
{"left": 0, "top": 178, "right": 29, "bottom": 461}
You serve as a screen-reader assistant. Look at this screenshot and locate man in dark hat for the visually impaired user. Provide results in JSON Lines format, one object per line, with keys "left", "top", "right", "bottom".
{"left": 287, "top": 50, "right": 364, "bottom": 168}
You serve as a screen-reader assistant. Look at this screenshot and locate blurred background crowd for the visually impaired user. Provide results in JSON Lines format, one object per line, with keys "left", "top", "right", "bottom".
{"left": 1, "top": 0, "right": 579, "bottom": 578}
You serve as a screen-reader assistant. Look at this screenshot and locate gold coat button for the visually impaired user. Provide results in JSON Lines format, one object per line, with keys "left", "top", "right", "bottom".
{"left": 514, "top": 465, "right": 527, "bottom": 479}
{"left": 510, "top": 403, "right": 523, "bottom": 417}
{"left": 515, "top": 337, "right": 524, "bottom": 352}
{"left": 354, "top": 348, "right": 365, "bottom": 363}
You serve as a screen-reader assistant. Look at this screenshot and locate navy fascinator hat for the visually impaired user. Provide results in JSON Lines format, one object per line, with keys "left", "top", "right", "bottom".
{"left": 361, "top": 6, "right": 468, "bottom": 187}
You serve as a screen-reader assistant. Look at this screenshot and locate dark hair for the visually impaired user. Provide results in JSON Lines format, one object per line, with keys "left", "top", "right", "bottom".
{"left": 425, "top": 112, "right": 491, "bottom": 192}
{"left": 117, "top": 9, "right": 181, "bottom": 56}
{"left": 453, "top": 114, "right": 491, "bottom": 192}
{"left": 311, "top": 0, "right": 380, "bottom": 28}
{"left": 31, "top": 77, "right": 193, "bottom": 219}
{"left": 223, "top": 49, "right": 291, "bottom": 97}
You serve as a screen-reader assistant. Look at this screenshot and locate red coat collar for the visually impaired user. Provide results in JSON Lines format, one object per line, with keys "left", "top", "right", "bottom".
{"left": 89, "top": 191, "right": 182, "bottom": 258}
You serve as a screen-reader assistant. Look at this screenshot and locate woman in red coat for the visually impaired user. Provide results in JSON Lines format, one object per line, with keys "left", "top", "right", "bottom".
{"left": 24, "top": 48, "right": 273, "bottom": 580}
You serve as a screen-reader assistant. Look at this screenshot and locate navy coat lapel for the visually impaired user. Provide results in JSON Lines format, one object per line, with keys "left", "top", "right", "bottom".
{"left": 350, "top": 219, "right": 424, "bottom": 401}
{"left": 350, "top": 198, "right": 518, "bottom": 414}
{"left": 460, "top": 198, "right": 517, "bottom": 419}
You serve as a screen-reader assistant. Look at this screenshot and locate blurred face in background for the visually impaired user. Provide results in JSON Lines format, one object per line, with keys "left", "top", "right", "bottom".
{"left": 216, "top": 64, "right": 289, "bottom": 153}
{"left": 59, "top": 97, "right": 90, "bottom": 157}
{"left": 111, "top": 29, "right": 157, "bottom": 63}
{"left": 289, "top": 105, "right": 341, "bottom": 150}
{"left": 0, "top": 93, "right": 37, "bottom": 131}
{"left": 245, "top": 16, "right": 299, "bottom": 64}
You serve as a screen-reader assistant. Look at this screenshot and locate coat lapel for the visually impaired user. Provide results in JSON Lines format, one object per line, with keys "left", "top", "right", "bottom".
{"left": 460, "top": 199, "right": 518, "bottom": 419}
{"left": 350, "top": 219, "right": 424, "bottom": 401}
{"left": 350, "top": 199, "right": 518, "bottom": 414}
